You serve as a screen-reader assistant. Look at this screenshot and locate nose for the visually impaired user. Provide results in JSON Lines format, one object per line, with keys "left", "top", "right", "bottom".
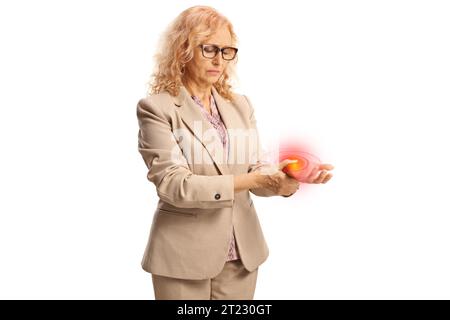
{"left": 212, "top": 53, "right": 224, "bottom": 66}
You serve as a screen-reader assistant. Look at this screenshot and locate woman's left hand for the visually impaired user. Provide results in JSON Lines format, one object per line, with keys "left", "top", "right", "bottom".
{"left": 306, "top": 164, "right": 334, "bottom": 184}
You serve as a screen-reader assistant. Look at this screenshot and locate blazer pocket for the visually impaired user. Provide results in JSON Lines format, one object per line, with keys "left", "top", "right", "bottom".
{"left": 158, "top": 207, "right": 197, "bottom": 217}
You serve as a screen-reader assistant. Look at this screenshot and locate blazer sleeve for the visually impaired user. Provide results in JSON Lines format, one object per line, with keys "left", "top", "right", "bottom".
{"left": 244, "top": 95, "right": 279, "bottom": 197}
{"left": 137, "top": 97, "right": 235, "bottom": 209}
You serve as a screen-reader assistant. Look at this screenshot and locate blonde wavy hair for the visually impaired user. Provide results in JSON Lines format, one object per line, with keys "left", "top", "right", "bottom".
{"left": 148, "top": 5, "right": 239, "bottom": 102}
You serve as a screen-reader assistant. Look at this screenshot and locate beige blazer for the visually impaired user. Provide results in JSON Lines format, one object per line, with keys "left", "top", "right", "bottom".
{"left": 136, "top": 85, "right": 275, "bottom": 280}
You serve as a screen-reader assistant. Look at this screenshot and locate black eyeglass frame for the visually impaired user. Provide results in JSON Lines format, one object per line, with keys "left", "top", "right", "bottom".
{"left": 198, "top": 44, "right": 238, "bottom": 61}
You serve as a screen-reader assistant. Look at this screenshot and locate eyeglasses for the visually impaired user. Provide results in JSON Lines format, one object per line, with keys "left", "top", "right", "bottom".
{"left": 199, "top": 44, "right": 238, "bottom": 61}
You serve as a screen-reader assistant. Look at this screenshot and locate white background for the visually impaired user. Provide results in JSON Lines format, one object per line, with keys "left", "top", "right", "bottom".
{"left": 1, "top": 0, "right": 449, "bottom": 299}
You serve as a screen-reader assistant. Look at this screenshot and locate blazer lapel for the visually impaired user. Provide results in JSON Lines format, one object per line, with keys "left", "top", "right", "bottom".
{"left": 211, "top": 86, "right": 243, "bottom": 170}
{"left": 215, "top": 87, "right": 262, "bottom": 176}
{"left": 172, "top": 85, "right": 237, "bottom": 176}
{"left": 211, "top": 85, "right": 237, "bottom": 142}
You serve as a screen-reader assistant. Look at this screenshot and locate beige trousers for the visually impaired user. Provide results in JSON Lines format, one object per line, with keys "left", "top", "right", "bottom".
{"left": 151, "top": 259, "right": 258, "bottom": 300}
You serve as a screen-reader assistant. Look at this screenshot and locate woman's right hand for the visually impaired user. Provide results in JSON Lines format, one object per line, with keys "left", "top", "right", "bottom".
{"left": 256, "top": 159, "right": 300, "bottom": 197}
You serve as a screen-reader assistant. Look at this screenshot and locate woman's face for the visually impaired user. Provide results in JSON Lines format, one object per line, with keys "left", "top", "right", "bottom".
{"left": 183, "top": 26, "right": 233, "bottom": 87}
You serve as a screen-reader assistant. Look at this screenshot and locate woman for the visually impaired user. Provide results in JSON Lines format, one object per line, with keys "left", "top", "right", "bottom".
{"left": 136, "top": 5, "right": 333, "bottom": 300}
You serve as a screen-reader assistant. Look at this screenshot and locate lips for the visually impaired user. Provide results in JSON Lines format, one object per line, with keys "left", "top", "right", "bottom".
{"left": 207, "top": 70, "right": 220, "bottom": 73}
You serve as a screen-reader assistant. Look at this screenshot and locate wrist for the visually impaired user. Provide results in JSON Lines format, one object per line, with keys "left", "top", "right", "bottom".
{"left": 251, "top": 171, "right": 280, "bottom": 193}
{"left": 250, "top": 171, "right": 267, "bottom": 189}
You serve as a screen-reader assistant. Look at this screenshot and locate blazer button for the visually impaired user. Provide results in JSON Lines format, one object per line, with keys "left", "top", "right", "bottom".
{"left": 214, "top": 193, "right": 221, "bottom": 200}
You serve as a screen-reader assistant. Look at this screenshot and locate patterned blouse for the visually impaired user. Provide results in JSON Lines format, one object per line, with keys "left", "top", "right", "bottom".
{"left": 191, "top": 93, "right": 240, "bottom": 262}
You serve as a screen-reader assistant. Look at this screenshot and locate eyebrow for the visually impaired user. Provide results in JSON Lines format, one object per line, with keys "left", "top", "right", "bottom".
{"left": 206, "top": 43, "right": 233, "bottom": 47}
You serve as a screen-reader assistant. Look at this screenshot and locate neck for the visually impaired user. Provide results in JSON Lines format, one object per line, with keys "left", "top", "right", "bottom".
{"left": 182, "top": 77, "right": 212, "bottom": 101}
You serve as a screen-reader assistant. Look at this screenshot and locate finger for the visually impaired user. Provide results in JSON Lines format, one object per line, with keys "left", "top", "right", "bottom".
{"left": 258, "top": 164, "right": 279, "bottom": 175}
{"left": 306, "top": 167, "right": 320, "bottom": 183}
{"left": 288, "top": 178, "right": 300, "bottom": 188}
{"left": 318, "top": 163, "right": 334, "bottom": 171}
{"left": 322, "top": 173, "right": 333, "bottom": 184}
{"left": 278, "top": 159, "right": 298, "bottom": 170}
{"left": 313, "top": 170, "right": 327, "bottom": 183}
{"left": 277, "top": 170, "right": 288, "bottom": 178}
